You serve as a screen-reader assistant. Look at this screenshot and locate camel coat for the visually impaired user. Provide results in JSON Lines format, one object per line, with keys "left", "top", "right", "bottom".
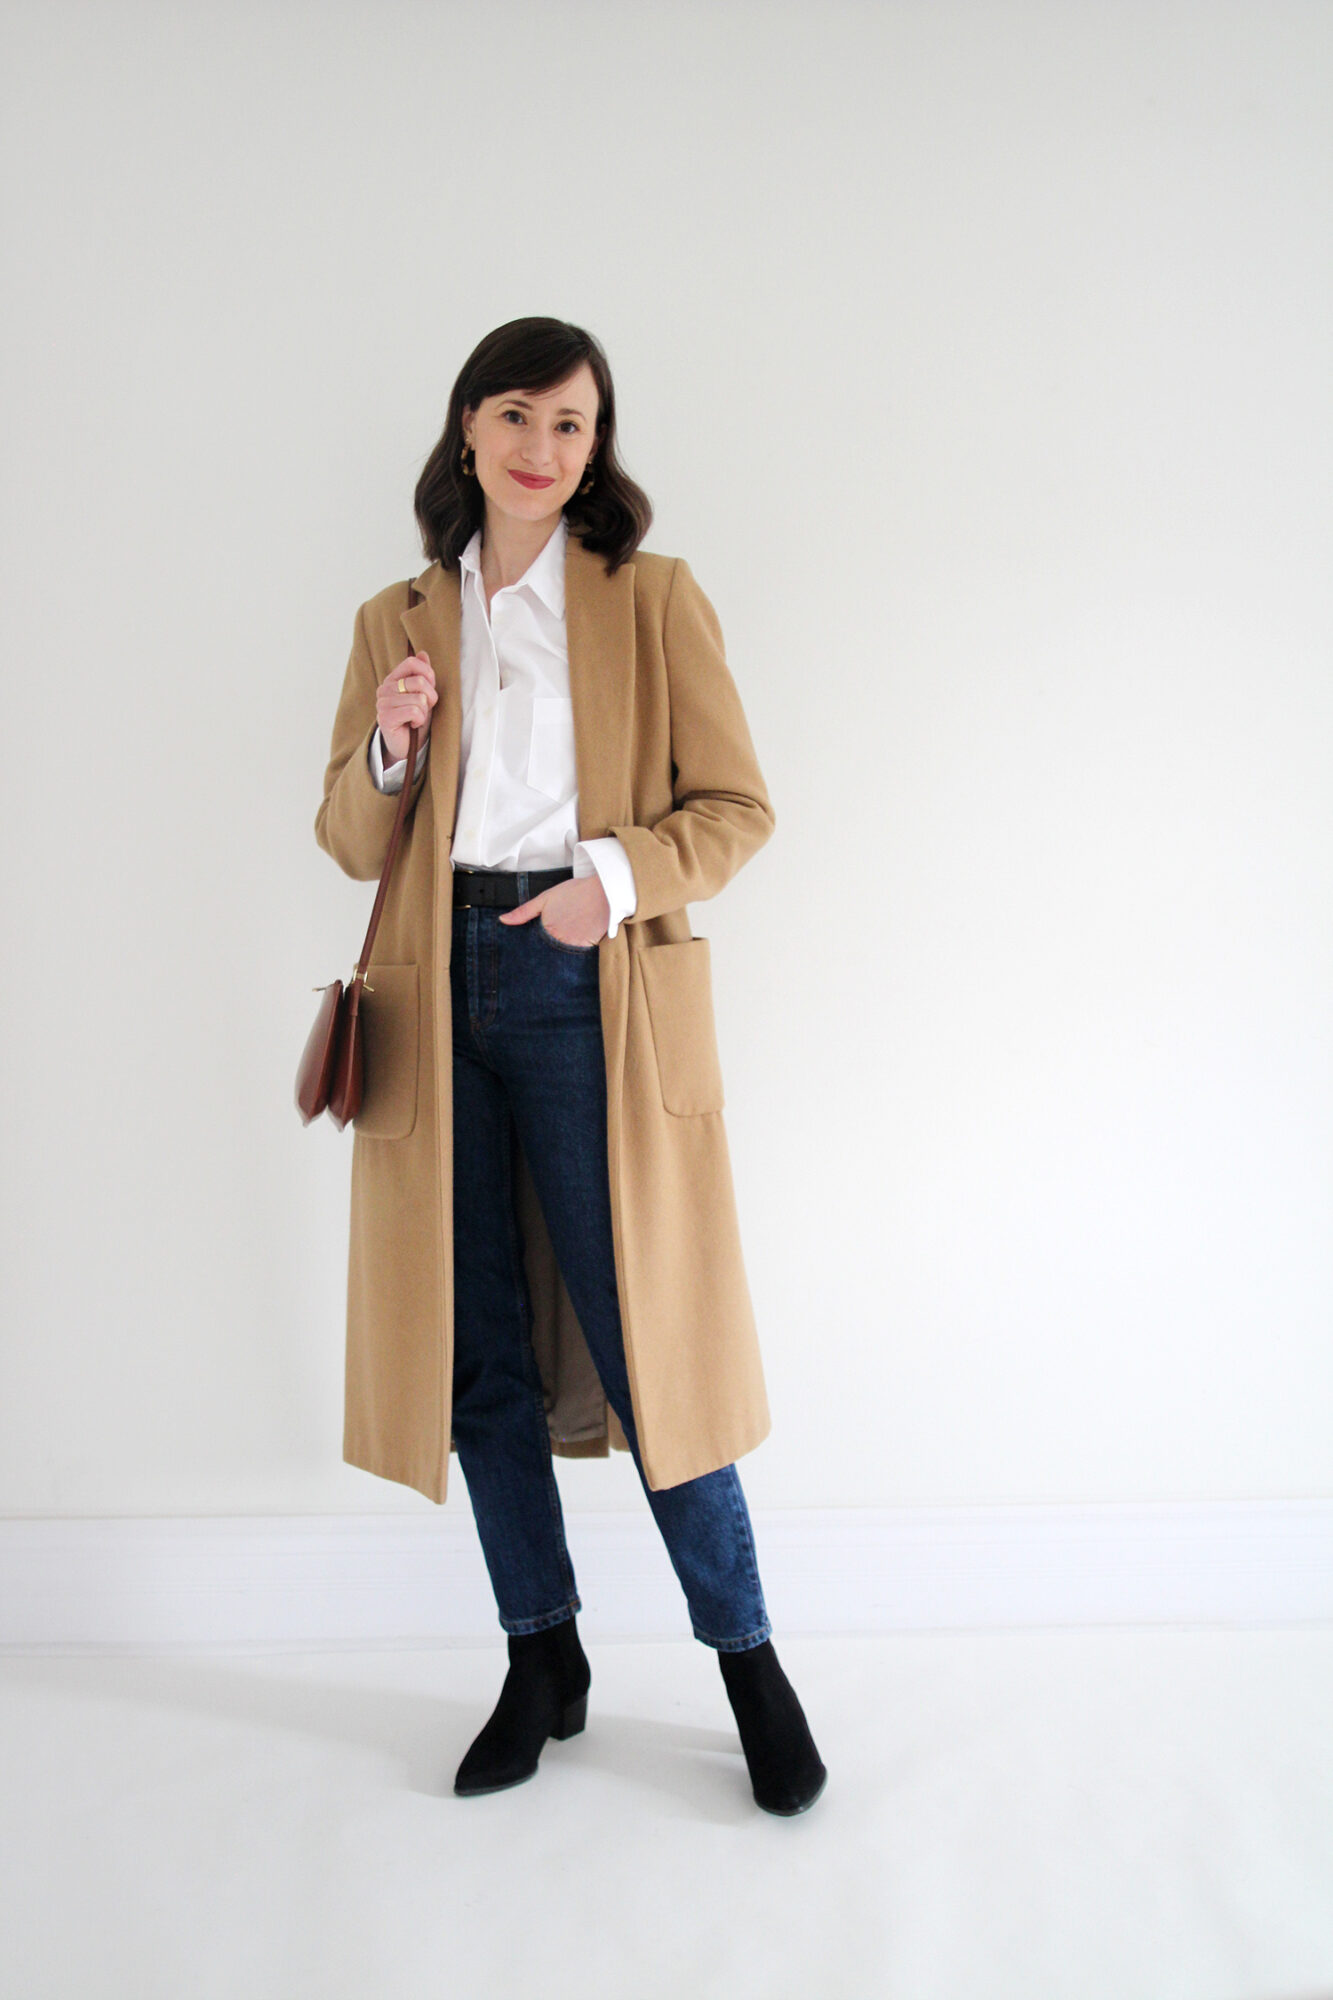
{"left": 314, "top": 530, "right": 775, "bottom": 1501}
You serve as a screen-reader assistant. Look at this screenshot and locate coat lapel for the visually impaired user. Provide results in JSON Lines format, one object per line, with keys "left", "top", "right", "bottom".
{"left": 564, "top": 533, "right": 637, "bottom": 839}
{"left": 397, "top": 529, "right": 637, "bottom": 849}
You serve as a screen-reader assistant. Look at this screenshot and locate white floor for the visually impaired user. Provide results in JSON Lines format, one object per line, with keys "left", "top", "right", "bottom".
{"left": 2, "top": 1628, "right": 1331, "bottom": 2000}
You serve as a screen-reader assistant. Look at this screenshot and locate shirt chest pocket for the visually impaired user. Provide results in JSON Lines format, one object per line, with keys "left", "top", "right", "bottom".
{"left": 526, "top": 695, "right": 576, "bottom": 801}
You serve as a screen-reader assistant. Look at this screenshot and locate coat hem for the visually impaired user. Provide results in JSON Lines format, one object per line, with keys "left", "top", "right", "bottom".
{"left": 343, "top": 1443, "right": 448, "bottom": 1506}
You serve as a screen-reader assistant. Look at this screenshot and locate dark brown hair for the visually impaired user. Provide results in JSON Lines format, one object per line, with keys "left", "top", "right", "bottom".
{"left": 413, "top": 317, "right": 653, "bottom": 576}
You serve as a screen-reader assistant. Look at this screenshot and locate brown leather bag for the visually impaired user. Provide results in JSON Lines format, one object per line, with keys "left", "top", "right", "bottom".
{"left": 296, "top": 583, "right": 426, "bottom": 1130}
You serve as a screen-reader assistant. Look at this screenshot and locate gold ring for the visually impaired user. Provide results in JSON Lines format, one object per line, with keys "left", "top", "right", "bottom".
{"left": 398, "top": 678, "right": 406, "bottom": 694}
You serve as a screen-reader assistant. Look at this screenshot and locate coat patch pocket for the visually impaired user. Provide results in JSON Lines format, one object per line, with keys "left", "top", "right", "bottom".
{"left": 639, "top": 938, "right": 725, "bottom": 1117}
{"left": 353, "top": 962, "right": 420, "bottom": 1140}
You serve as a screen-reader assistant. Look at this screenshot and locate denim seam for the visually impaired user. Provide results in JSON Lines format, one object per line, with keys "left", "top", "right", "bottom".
{"left": 687, "top": 1473, "right": 771, "bottom": 1649}
{"left": 497, "top": 1093, "right": 580, "bottom": 1613}
{"left": 693, "top": 1622, "right": 773, "bottom": 1652}
{"left": 499, "top": 1603, "right": 581, "bottom": 1637}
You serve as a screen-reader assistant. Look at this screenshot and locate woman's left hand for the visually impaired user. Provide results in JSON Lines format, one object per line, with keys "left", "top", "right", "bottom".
{"left": 501, "top": 873, "right": 610, "bottom": 948}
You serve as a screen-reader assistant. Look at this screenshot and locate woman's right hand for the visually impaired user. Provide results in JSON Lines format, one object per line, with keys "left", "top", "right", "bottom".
{"left": 376, "top": 651, "right": 439, "bottom": 764}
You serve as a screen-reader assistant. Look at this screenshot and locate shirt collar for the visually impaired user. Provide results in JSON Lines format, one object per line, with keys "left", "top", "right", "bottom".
{"left": 458, "top": 512, "right": 567, "bottom": 618}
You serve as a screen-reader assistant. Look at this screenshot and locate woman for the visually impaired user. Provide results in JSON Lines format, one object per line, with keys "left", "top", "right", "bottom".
{"left": 315, "top": 316, "right": 825, "bottom": 1815}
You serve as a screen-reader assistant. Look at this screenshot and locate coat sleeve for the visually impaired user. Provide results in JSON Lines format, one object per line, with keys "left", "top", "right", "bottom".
{"left": 314, "top": 598, "right": 430, "bottom": 881}
{"left": 608, "top": 557, "right": 776, "bottom": 924}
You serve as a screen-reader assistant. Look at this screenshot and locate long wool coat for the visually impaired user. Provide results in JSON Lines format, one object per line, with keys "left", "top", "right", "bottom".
{"left": 314, "top": 530, "right": 775, "bottom": 1501}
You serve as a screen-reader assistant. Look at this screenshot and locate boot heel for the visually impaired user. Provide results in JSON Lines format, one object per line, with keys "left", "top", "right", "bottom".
{"left": 552, "top": 1690, "right": 587, "bottom": 1740}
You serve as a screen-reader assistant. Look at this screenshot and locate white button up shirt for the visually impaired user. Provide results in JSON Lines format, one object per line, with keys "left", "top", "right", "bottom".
{"left": 369, "top": 513, "right": 637, "bottom": 937}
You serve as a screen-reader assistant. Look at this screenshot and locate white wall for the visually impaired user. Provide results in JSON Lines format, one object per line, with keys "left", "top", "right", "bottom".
{"left": 1, "top": 0, "right": 1328, "bottom": 1521}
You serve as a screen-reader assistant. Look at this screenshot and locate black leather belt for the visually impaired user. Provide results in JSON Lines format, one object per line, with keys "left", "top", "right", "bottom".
{"left": 452, "top": 865, "right": 575, "bottom": 910}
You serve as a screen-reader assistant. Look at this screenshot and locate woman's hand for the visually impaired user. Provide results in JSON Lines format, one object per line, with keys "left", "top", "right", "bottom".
{"left": 377, "top": 651, "right": 439, "bottom": 764}
{"left": 502, "top": 873, "right": 610, "bottom": 948}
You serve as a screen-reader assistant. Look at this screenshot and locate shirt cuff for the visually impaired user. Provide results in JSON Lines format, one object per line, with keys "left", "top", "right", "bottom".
{"left": 369, "top": 726, "right": 429, "bottom": 794}
{"left": 572, "top": 835, "right": 638, "bottom": 939}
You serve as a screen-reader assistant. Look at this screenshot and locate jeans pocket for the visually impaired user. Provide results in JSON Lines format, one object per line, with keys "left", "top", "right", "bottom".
{"left": 537, "top": 915, "right": 598, "bottom": 955}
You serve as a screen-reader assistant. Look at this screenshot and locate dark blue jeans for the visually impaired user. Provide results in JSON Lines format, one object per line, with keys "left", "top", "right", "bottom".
{"left": 449, "top": 895, "right": 772, "bottom": 1653}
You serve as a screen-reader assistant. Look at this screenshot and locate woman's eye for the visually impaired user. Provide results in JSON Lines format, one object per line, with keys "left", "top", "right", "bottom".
{"left": 498, "top": 410, "right": 579, "bottom": 433}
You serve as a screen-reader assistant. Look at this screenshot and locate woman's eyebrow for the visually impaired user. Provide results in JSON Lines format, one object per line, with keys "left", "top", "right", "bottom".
{"left": 501, "top": 396, "right": 588, "bottom": 416}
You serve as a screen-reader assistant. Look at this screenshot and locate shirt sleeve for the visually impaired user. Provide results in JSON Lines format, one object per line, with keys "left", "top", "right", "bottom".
{"left": 369, "top": 726, "right": 430, "bottom": 795}
{"left": 572, "top": 835, "right": 638, "bottom": 940}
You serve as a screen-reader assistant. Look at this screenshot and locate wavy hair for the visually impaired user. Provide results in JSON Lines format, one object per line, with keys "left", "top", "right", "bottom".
{"left": 413, "top": 317, "right": 653, "bottom": 576}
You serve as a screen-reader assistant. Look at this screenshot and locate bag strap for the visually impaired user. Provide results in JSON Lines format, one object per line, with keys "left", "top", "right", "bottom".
{"left": 351, "top": 580, "right": 425, "bottom": 993}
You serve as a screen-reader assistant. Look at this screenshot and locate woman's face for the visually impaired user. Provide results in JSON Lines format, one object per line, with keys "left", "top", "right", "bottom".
{"left": 461, "top": 362, "right": 601, "bottom": 532}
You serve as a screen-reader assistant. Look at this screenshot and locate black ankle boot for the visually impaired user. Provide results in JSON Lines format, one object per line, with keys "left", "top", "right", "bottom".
{"left": 718, "top": 1639, "right": 827, "bottom": 1815}
{"left": 453, "top": 1615, "right": 591, "bottom": 1797}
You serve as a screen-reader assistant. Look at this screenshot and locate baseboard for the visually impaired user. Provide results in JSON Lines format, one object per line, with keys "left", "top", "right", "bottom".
{"left": 0, "top": 1499, "right": 1329, "bottom": 1653}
